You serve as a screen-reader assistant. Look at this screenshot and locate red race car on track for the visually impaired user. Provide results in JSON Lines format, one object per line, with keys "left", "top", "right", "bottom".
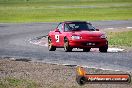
{"left": 48, "top": 21, "right": 108, "bottom": 52}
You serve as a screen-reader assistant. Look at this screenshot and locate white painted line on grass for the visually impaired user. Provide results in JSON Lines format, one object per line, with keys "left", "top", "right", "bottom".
{"left": 126, "top": 27, "right": 132, "bottom": 29}
{"left": 108, "top": 48, "right": 124, "bottom": 52}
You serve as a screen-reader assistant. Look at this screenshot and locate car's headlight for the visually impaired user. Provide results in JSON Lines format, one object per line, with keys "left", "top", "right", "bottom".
{"left": 100, "top": 34, "right": 107, "bottom": 39}
{"left": 71, "top": 35, "right": 81, "bottom": 40}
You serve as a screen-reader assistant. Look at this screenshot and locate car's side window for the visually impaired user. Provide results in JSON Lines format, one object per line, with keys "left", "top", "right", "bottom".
{"left": 57, "top": 23, "right": 63, "bottom": 32}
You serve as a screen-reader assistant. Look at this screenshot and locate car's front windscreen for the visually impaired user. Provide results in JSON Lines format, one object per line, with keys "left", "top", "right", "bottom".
{"left": 64, "top": 22, "right": 96, "bottom": 31}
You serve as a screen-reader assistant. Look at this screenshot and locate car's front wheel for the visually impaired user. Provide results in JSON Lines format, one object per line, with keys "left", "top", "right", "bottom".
{"left": 48, "top": 37, "right": 56, "bottom": 51}
{"left": 99, "top": 45, "right": 108, "bottom": 52}
{"left": 64, "top": 38, "right": 72, "bottom": 52}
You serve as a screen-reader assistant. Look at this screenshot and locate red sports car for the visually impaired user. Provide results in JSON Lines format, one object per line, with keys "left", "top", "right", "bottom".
{"left": 48, "top": 21, "right": 108, "bottom": 52}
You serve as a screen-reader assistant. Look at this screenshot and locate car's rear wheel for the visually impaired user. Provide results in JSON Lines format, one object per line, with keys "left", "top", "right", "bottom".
{"left": 64, "top": 38, "right": 72, "bottom": 52}
{"left": 48, "top": 37, "right": 56, "bottom": 51}
{"left": 83, "top": 48, "right": 91, "bottom": 52}
{"left": 99, "top": 45, "right": 108, "bottom": 52}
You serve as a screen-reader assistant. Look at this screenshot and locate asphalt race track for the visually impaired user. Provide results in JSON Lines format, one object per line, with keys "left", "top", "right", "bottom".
{"left": 0, "top": 20, "right": 132, "bottom": 72}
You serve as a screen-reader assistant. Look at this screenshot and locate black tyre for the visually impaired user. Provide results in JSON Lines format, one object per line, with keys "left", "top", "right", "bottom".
{"left": 48, "top": 37, "right": 56, "bottom": 51}
{"left": 99, "top": 45, "right": 108, "bottom": 52}
{"left": 76, "top": 76, "right": 87, "bottom": 85}
{"left": 64, "top": 38, "right": 72, "bottom": 52}
{"left": 83, "top": 48, "right": 91, "bottom": 52}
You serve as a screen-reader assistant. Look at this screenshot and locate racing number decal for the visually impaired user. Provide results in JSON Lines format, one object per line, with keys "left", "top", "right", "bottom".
{"left": 55, "top": 35, "right": 59, "bottom": 42}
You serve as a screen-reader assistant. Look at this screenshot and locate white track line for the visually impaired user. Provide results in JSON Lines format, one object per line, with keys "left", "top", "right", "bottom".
{"left": 106, "top": 28, "right": 114, "bottom": 29}
{"left": 30, "top": 39, "right": 124, "bottom": 52}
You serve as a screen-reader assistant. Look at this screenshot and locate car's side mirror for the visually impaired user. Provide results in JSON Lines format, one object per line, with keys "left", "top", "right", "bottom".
{"left": 55, "top": 28, "right": 60, "bottom": 32}
{"left": 96, "top": 29, "right": 99, "bottom": 31}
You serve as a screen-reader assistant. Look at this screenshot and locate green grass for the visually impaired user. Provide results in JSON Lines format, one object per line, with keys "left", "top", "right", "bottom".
{"left": 0, "top": 0, "right": 132, "bottom": 22}
{"left": 0, "top": 78, "right": 38, "bottom": 88}
{"left": 107, "top": 31, "right": 132, "bottom": 47}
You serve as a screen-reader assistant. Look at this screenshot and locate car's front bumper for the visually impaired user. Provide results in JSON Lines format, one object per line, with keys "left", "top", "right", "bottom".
{"left": 69, "top": 39, "right": 108, "bottom": 48}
